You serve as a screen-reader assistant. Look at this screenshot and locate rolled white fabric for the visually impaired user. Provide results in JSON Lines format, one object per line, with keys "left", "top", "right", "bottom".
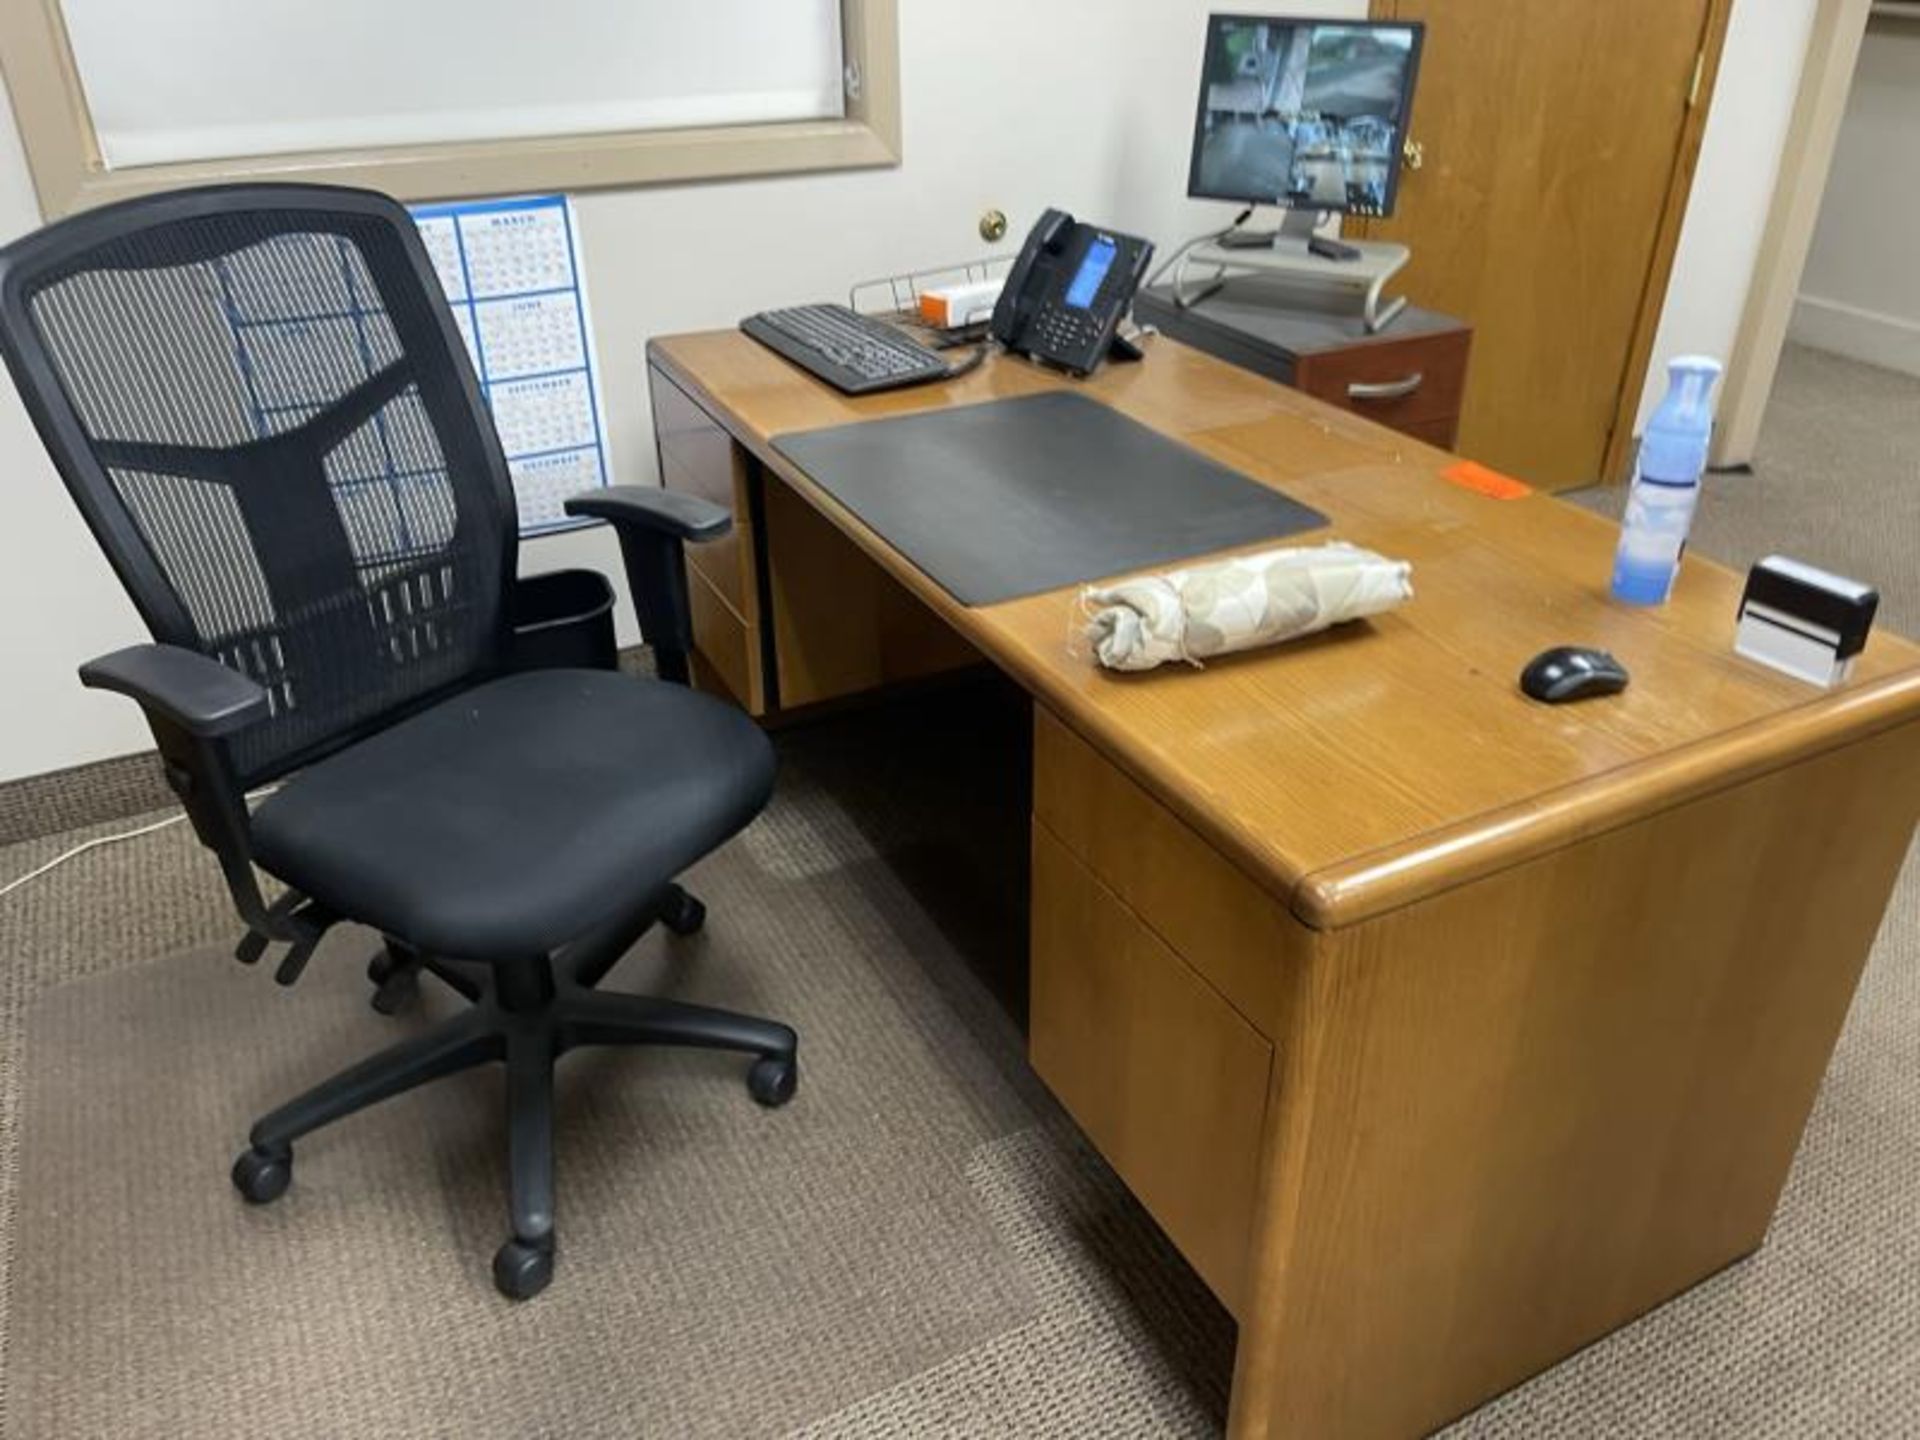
{"left": 1083, "top": 541, "right": 1413, "bottom": 672}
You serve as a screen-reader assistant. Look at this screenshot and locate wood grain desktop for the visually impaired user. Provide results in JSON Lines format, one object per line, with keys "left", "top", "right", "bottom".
{"left": 645, "top": 328, "right": 1920, "bottom": 1439}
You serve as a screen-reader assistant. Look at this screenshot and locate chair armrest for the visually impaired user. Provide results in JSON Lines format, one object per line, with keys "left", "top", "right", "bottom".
{"left": 79, "top": 644, "right": 270, "bottom": 738}
{"left": 565, "top": 485, "right": 730, "bottom": 543}
{"left": 78, "top": 644, "right": 287, "bottom": 947}
{"left": 561, "top": 486, "right": 732, "bottom": 686}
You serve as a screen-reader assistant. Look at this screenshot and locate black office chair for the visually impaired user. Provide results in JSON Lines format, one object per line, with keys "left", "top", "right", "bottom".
{"left": 0, "top": 184, "right": 797, "bottom": 1300}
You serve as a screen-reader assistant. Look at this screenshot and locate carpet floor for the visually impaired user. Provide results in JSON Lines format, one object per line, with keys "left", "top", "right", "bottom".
{"left": 0, "top": 342, "right": 1915, "bottom": 1437}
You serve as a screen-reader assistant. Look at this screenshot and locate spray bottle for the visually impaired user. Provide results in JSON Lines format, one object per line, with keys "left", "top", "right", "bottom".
{"left": 1611, "top": 355, "right": 1723, "bottom": 605}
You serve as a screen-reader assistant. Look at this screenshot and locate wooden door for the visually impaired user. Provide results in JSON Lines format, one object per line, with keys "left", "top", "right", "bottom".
{"left": 1360, "top": 1, "right": 1729, "bottom": 490}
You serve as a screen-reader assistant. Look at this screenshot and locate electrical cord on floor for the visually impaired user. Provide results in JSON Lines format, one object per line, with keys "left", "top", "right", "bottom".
{"left": 0, "top": 783, "right": 279, "bottom": 902}
{"left": 0, "top": 811, "right": 187, "bottom": 901}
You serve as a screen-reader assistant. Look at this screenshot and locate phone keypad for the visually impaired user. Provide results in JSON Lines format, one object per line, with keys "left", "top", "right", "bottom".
{"left": 1032, "top": 304, "right": 1103, "bottom": 366}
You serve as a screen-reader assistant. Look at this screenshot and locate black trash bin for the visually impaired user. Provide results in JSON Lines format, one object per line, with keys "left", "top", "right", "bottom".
{"left": 508, "top": 568, "right": 618, "bottom": 673}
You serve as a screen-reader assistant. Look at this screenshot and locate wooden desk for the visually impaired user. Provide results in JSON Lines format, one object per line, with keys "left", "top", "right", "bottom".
{"left": 646, "top": 330, "right": 1920, "bottom": 1438}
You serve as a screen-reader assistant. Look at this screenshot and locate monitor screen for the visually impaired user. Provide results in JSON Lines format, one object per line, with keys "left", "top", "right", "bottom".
{"left": 1187, "top": 15, "right": 1424, "bottom": 217}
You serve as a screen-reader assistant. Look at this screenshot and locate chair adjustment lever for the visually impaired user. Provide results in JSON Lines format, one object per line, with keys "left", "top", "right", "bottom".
{"left": 234, "top": 888, "right": 307, "bottom": 965}
{"left": 272, "top": 907, "right": 333, "bottom": 987}
{"left": 234, "top": 892, "right": 338, "bottom": 986}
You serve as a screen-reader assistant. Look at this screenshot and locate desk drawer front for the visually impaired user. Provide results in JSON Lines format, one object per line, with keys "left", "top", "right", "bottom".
{"left": 1397, "top": 414, "right": 1461, "bottom": 451}
{"left": 687, "top": 564, "right": 764, "bottom": 712}
{"left": 662, "top": 450, "right": 753, "bottom": 617}
{"left": 1295, "top": 329, "right": 1469, "bottom": 431}
{"left": 651, "top": 368, "right": 757, "bottom": 621}
{"left": 1034, "top": 708, "right": 1302, "bottom": 1037}
{"left": 651, "top": 368, "right": 737, "bottom": 489}
{"left": 1031, "top": 822, "right": 1272, "bottom": 1315}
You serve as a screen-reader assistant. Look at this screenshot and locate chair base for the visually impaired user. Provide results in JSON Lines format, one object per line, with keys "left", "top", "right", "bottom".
{"left": 232, "top": 887, "right": 797, "bottom": 1300}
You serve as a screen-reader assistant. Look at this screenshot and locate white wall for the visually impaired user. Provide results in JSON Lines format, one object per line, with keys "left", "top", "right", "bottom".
{"left": 1789, "top": 17, "right": 1920, "bottom": 376}
{"left": 1634, "top": 0, "right": 1818, "bottom": 432}
{"left": 0, "top": 0, "right": 1358, "bottom": 783}
{"left": 0, "top": 0, "right": 1818, "bottom": 781}
{"left": 0, "top": 95, "right": 156, "bottom": 779}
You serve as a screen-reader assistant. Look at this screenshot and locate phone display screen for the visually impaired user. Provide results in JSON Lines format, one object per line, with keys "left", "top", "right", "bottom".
{"left": 1065, "top": 237, "right": 1117, "bottom": 310}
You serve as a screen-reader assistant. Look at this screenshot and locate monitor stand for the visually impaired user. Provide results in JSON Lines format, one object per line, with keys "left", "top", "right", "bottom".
{"left": 1215, "top": 205, "right": 1324, "bottom": 254}
{"left": 1173, "top": 208, "right": 1411, "bottom": 333}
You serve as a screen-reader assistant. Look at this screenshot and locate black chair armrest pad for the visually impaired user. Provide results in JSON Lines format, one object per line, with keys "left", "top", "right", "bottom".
{"left": 79, "top": 643, "right": 271, "bottom": 738}
{"left": 565, "top": 485, "right": 730, "bottom": 543}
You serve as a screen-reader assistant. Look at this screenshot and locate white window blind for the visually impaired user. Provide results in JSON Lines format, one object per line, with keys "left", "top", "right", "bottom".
{"left": 59, "top": 0, "right": 847, "bottom": 170}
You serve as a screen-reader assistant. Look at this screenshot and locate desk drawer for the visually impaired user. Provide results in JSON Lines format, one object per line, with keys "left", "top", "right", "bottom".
{"left": 662, "top": 449, "right": 753, "bottom": 617}
{"left": 651, "top": 367, "right": 736, "bottom": 489}
{"left": 1295, "top": 328, "right": 1469, "bottom": 432}
{"left": 1034, "top": 708, "right": 1303, "bottom": 1037}
{"left": 687, "top": 564, "right": 765, "bottom": 713}
{"left": 1397, "top": 414, "right": 1460, "bottom": 451}
{"left": 1031, "top": 822, "right": 1272, "bottom": 1315}
{"left": 651, "top": 368, "right": 757, "bottom": 622}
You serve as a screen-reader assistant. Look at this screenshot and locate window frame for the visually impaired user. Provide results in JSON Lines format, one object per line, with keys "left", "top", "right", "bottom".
{"left": 0, "top": 0, "right": 900, "bottom": 216}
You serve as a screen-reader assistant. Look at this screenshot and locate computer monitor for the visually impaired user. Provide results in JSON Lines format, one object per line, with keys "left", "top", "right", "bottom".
{"left": 1188, "top": 14, "right": 1424, "bottom": 220}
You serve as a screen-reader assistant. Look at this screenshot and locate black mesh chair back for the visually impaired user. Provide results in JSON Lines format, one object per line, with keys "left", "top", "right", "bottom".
{"left": 0, "top": 185, "right": 517, "bottom": 785}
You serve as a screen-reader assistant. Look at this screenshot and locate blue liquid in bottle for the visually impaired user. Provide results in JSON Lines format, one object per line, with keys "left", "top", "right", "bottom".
{"left": 1611, "top": 356, "right": 1723, "bottom": 606}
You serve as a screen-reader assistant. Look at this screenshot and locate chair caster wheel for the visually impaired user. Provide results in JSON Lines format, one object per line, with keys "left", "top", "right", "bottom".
{"left": 232, "top": 1145, "right": 292, "bottom": 1204}
{"left": 660, "top": 884, "right": 706, "bottom": 937}
{"left": 369, "top": 971, "right": 418, "bottom": 1016}
{"left": 366, "top": 945, "right": 407, "bottom": 987}
{"left": 748, "top": 1054, "right": 798, "bottom": 1108}
{"left": 367, "top": 944, "right": 419, "bottom": 1014}
{"left": 493, "top": 1238, "right": 554, "bottom": 1300}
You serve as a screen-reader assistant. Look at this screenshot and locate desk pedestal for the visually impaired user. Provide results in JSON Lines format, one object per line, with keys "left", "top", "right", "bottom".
{"left": 1032, "top": 706, "right": 1920, "bottom": 1438}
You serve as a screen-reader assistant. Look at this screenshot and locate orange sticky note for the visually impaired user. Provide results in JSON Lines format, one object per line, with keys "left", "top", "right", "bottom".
{"left": 1442, "top": 460, "right": 1532, "bottom": 500}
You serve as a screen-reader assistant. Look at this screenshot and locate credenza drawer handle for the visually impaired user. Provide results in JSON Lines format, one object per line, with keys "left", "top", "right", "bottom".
{"left": 1347, "top": 372, "right": 1424, "bottom": 401}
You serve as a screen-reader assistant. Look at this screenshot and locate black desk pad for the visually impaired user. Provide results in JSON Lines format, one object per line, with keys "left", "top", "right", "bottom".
{"left": 770, "top": 391, "right": 1327, "bottom": 606}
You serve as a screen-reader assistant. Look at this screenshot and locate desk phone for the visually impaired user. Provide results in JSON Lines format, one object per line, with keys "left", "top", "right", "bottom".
{"left": 990, "top": 209, "right": 1153, "bottom": 376}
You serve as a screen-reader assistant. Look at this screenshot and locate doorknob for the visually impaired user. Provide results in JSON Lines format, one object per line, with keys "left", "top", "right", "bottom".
{"left": 1402, "top": 137, "right": 1425, "bottom": 172}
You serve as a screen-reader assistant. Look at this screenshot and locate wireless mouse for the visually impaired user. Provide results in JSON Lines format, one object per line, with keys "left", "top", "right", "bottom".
{"left": 1519, "top": 645, "right": 1630, "bottom": 704}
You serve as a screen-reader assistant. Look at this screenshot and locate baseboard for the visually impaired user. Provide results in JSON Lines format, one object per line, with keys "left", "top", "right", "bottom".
{"left": 1789, "top": 293, "right": 1920, "bottom": 378}
{"left": 0, "top": 645, "right": 660, "bottom": 849}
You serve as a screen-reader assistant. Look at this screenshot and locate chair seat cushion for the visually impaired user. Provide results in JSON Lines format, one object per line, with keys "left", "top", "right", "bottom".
{"left": 250, "top": 669, "right": 774, "bottom": 962}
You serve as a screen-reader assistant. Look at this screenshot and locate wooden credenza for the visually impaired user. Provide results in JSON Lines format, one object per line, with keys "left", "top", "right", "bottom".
{"left": 1136, "top": 278, "right": 1472, "bottom": 451}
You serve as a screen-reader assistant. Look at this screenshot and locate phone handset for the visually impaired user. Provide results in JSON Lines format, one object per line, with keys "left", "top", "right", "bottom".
{"left": 990, "top": 208, "right": 1073, "bottom": 350}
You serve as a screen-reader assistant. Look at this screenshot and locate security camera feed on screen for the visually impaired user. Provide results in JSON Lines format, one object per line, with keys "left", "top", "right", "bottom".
{"left": 1190, "top": 17, "right": 1421, "bottom": 216}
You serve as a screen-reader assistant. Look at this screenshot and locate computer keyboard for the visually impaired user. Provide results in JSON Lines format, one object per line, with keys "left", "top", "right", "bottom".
{"left": 741, "top": 304, "right": 955, "bottom": 395}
